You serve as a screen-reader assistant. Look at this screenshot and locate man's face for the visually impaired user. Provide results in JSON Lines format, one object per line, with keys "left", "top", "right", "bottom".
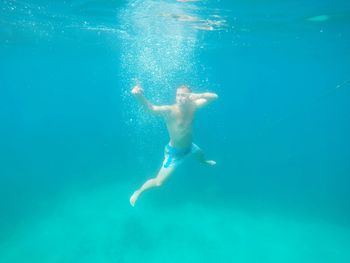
{"left": 176, "top": 88, "right": 191, "bottom": 105}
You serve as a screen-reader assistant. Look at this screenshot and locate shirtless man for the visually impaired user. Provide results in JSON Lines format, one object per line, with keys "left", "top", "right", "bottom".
{"left": 129, "top": 83, "right": 218, "bottom": 206}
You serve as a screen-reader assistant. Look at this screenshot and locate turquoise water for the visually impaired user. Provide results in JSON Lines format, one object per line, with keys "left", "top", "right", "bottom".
{"left": 1, "top": 0, "right": 349, "bottom": 262}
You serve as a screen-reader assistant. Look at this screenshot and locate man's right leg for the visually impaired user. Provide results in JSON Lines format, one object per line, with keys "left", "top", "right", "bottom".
{"left": 130, "top": 165, "right": 175, "bottom": 207}
{"left": 194, "top": 148, "right": 216, "bottom": 166}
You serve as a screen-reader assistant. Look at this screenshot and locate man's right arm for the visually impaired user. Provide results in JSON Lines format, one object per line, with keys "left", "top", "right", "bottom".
{"left": 131, "top": 84, "right": 171, "bottom": 115}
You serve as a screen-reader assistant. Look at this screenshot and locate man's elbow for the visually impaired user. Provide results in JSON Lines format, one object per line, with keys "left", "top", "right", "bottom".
{"left": 149, "top": 105, "right": 162, "bottom": 114}
{"left": 147, "top": 105, "right": 156, "bottom": 113}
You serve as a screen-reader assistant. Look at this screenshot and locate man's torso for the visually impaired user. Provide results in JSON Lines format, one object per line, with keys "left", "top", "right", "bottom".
{"left": 165, "top": 104, "right": 195, "bottom": 149}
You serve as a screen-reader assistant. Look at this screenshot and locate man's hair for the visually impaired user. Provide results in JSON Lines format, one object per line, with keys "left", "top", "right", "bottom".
{"left": 177, "top": 85, "right": 192, "bottom": 93}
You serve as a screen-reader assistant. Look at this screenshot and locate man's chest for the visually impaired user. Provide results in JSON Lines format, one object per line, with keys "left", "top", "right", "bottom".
{"left": 169, "top": 110, "right": 194, "bottom": 129}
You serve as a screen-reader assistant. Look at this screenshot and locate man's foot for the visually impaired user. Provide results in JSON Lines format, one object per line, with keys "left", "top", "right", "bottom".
{"left": 205, "top": 160, "right": 216, "bottom": 166}
{"left": 130, "top": 191, "right": 140, "bottom": 207}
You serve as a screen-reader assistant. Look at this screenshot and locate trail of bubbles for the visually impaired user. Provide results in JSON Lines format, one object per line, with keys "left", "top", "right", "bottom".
{"left": 118, "top": 0, "right": 203, "bottom": 137}
{"left": 117, "top": 0, "right": 203, "bottom": 158}
{"left": 119, "top": 0, "right": 199, "bottom": 98}
{"left": 117, "top": 0, "right": 227, "bottom": 151}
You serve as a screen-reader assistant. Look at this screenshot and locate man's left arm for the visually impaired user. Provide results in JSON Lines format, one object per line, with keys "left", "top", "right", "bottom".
{"left": 190, "top": 92, "right": 219, "bottom": 108}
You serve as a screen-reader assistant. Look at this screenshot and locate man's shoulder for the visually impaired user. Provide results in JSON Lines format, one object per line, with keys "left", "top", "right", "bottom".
{"left": 163, "top": 104, "right": 178, "bottom": 118}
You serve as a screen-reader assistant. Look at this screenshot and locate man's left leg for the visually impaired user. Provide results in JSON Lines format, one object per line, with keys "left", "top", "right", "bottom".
{"left": 130, "top": 165, "right": 175, "bottom": 207}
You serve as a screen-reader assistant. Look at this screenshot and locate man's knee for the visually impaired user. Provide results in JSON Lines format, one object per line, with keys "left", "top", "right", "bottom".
{"left": 155, "top": 178, "right": 164, "bottom": 186}
{"left": 154, "top": 167, "right": 173, "bottom": 186}
{"left": 149, "top": 177, "right": 163, "bottom": 187}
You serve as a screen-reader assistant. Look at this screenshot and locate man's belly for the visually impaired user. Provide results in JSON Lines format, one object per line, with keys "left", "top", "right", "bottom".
{"left": 169, "top": 133, "right": 193, "bottom": 149}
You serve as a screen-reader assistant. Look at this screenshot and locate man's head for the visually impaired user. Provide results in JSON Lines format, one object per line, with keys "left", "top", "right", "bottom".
{"left": 176, "top": 85, "right": 192, "bottom": 105}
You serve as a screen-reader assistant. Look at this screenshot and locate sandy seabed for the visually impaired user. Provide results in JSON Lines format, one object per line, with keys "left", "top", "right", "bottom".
{"left": 1, "top": 182, "right": 349, "bottom": 263}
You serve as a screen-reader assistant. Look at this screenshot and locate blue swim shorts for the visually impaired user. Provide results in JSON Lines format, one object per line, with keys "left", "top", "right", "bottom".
{"left": 162, "top": 143, "right": 200, "bottom": 169}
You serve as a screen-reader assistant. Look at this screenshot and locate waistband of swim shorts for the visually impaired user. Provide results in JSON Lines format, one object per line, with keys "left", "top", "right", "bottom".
{"left": 166, "top": 143, "right": 192, "bottom": 156}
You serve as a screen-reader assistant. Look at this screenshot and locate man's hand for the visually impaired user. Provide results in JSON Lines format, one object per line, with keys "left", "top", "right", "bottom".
{"left": 131, "top": 84, "right": 144, "bottom": 97}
